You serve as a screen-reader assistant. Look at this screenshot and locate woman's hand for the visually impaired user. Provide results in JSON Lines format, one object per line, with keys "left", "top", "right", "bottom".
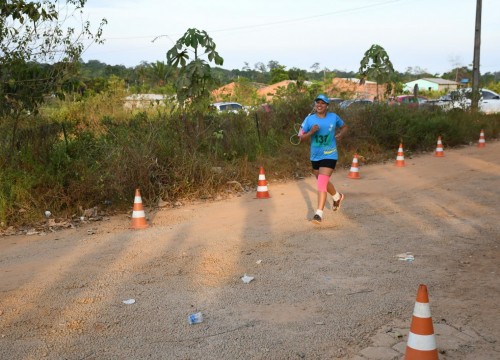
{"left": 310, "top": 124, "right": 320, "bottom": 134}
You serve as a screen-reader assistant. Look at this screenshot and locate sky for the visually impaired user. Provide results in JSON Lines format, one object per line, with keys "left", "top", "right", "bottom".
{"left": 80, "top": 0, "right": 500, "bottom": 75}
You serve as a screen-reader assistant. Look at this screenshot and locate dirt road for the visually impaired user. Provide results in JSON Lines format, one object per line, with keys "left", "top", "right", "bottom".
{"left": 1, "top": 141, "right": 499, "bottom": 360}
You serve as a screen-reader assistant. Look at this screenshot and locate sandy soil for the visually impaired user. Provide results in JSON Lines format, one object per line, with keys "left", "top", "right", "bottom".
{"left": 1, "top": 141, "right": 499, "bottom": 360}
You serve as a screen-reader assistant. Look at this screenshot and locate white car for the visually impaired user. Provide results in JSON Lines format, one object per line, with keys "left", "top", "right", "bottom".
{"left": 435, "top": 88, "right": 500, "bottom": 114}
{"left": 211, "top": 102, "right": 247, "bottom": 114}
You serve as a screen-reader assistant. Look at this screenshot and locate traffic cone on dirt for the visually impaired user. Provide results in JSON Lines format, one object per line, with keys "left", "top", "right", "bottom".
{"left": 131, "top": 188, "right": 149, "bottom": 229}
{"left": 347, "top": 154, "right": 361, "bottom": 179}
{"left": 395, "top": 143, "right": 406, "bottom": 167}
{"left": 255, "top": 166, "right": 271, "bottom": 199}
{"left": 477, "top": 129, "right": 486, "bottom": 148}
{"left": 434, "top": 136, "right": 445, "bottom": 157}
{"left": 404, "top": 284, "right": 439, "bottom": 360}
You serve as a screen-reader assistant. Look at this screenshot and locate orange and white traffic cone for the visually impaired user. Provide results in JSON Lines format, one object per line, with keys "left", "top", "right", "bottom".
{"left": 404, "top": 284, "right": 439, "bottom": 360}
{"left": 255, "top": 166, "right": 271, "bottom": 199}
{"left": 434, "top": 136, "right": 445, "bottom": 157}
{"left": 477, "top": 129, "right": 486, "bottom": 148}
{"left": 395, "top": 143, "right": 406, "bottom": 167}
{"left": 347, "top": 154, "right": 361, "bottom": 179}
{"left": 131, "top": 188, "right": 149, "bottom": 229}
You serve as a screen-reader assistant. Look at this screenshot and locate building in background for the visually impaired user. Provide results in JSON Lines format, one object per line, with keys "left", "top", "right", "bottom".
{"left": 403, "top": 78, "right": 460, "bottom": 93}
{"left": 326, "top": 78, "right": 384, "bottom": 101}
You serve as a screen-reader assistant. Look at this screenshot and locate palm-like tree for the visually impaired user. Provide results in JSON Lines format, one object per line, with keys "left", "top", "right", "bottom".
{"left": 166, "top": 28, "right": 223, "bottom": 105}
{"left": 149, "top": 61, "right": 170, "bottom": 86}
{"left": 359, "top": 44, "right": 395, "bottom": 100}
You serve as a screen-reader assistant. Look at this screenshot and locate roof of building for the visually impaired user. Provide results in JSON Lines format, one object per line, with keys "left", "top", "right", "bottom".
{"left": 418, "top": 78, "right": 460, "bottom": 85}
{"left": 256, "top": 80, "right": 298, "bottom": 100}
{"left": 211, "top": 81, "right": 268, "bottom": 101}
{"left": 338, "top": 78, "right": 377, "bottom": 85}
{"left": 124, "top": 94, "right": 166, "bottom": 101}
{"left": 326, "top": 78, "right": 383, "bottom": 100}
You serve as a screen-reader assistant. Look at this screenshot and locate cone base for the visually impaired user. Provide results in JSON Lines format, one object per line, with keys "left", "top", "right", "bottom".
{"left": 434, "top": 153, "right": 445, "bottom": 157}
{"left": 255, "top": 193, "right": 271, "bottom": 199}
{"left": 131, "top": 224, "right": 149, "bottom": 230}
{"left": 348, "top": 174, "right": 360, "bottom": 179}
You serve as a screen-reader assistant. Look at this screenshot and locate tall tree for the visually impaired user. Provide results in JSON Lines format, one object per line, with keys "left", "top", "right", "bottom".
{"left": 0, "top": 0, "right": 106, "bottom": 163}
{"left": 1, "top": 1, "right": 106, "bottom": 114}
{"left": 267, "top": 60, "right": 280, "bottom": 71}
{"left": 270, "top": 65, "right": 289, "bottom": 84}
{"left": 149, "top": 61, "right": 170, "bottom": 87}
{"left": 358, "top": 44, "right": 395, "bottom": 100}
{"left": 288, "top": 67, "right": 307, "bottom": 81}
{"left": 310, "top": 62, "right": 320, "bottom": 73}
{"left": 166, "top": 28, "right": 223, "bottom": 106}
{"left": 254, "top": 62, "right": 266, "bottom": 73}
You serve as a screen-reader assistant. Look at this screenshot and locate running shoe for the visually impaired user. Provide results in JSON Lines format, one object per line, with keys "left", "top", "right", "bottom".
{"left": 333, "top": 193, "right": 344, "bottom": 211}
{"left": 311, "top": 214, "right": 322, "bottom": 224}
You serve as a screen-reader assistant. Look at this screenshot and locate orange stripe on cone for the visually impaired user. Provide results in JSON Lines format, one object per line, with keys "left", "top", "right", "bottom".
{"left": 404, "top": 284, "right": 439, "bottom": 360}
{"left": 434, "top": 136, "right": 445, "bottom": 157}
{"left": 131, "top": 188, "right": 149, "bottom": 229}
{"left": 255, "top": 167, "right": 271, "bottom": 199}
{"left": 477, "top": 129, "right": 486, "bottom": 148}
{"left": 347, "top": 154, "right": 361, "bottom": 179}
{"left": 395, "top": 143, "right": 406, "bottom": 167}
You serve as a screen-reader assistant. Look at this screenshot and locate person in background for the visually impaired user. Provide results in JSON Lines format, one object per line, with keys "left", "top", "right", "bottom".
{"left": 299, "top": 94, "right": 348, "bottom": 224}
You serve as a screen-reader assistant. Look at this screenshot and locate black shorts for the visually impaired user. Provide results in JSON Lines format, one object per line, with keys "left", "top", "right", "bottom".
{"left": 311, "top": 159, "right": 337, "bottom": 170}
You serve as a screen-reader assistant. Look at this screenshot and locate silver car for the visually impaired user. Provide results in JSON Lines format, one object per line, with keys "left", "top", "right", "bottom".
{"left": 211, "top": 102, "right": 247, "bottom": 114}
{"left": 435, "top": 88, "right": 500, "bottom": 114}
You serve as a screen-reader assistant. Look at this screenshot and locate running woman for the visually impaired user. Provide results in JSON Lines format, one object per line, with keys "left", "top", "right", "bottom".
{"left": 299, "top": 94, "right": 347, "bottom": 224}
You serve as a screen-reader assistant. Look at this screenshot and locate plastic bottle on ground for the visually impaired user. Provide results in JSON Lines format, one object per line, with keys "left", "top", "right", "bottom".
{"left": 188, "top": 312, "right": 203, "bottom": 324}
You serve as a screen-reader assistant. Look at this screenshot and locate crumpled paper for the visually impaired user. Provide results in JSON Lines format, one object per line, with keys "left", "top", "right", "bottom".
{"left": 241, "top": 274, "right": 254, "bottom": 284}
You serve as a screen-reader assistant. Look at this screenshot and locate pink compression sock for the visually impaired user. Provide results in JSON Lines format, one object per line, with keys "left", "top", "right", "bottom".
{"left": 317, "top": 174, "right": 329, "bottom": 192}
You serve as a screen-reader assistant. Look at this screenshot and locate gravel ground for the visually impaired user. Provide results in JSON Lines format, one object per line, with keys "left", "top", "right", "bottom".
{"left": 1, "top": 141, "right": 499, "bottom": 359}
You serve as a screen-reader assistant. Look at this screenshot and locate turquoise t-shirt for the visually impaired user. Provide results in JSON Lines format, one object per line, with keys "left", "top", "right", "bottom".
{"left": 301, "top": 112, "right": 345, "bottom": 161}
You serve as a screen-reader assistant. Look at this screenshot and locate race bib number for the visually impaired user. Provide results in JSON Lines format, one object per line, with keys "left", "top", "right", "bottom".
{"left": 312, "top": 134, "right": 329, "bottom": 147}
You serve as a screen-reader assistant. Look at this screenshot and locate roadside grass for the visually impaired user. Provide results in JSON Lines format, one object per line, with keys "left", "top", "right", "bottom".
{"left": 0, "top": 96, "right": 498, "bottom": 228}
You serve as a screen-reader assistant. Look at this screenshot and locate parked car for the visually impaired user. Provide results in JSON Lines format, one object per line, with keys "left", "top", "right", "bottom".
{"left": 328, "top": 98, "right": 344, "bottom": 105}
{"left": 394, "top": 95, "right": 428, "bottom": 107}
{"left": 434, "top": 88, "right": 500, "bottom": 114}
{"left": 246, "top": 103, "right": 273, "bottom": 114}
{"left": 211, "top": 102, "right": 247, "bottom": 113}
{"left": 339, "top": 99, "right": 373, "bottom": 109}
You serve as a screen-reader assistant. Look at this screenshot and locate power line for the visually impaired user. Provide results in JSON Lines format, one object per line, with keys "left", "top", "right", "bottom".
{"left": 103, "top": 0, "right": 407, "bottom": 41}
{"left": 206, "top": 0, "right": 406, "bottom": 34}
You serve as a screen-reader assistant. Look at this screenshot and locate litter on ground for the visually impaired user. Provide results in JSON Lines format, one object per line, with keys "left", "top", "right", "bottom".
{"left": 241, "top": 274, "right": 255, "bottom": 284}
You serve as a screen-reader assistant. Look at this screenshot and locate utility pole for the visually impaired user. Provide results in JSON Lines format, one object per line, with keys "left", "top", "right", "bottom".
{"left": 471, "top": 0, "right": 482, "bottom": 111}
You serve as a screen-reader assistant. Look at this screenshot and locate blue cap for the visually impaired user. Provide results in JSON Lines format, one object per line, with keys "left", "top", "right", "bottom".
{"left": 314, "top": 94, "right": 330, "bottom": 104}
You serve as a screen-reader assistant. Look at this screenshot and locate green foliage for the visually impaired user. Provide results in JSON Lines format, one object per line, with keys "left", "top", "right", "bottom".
{"left": 270, "top": 65, "right": 289, "bottom": 84}
{"left": 441, "top": 66, "right": 472, "bottom": 83}
{"left": 359, "top": 44, "right": 395, "bottom": 81}
{"left": 0, "top": 0, "right": 106, "bottom": 168}
{"left": 339, "top": 104, "right": 499, "bottom": 162}
{"left": 166, "top": 28, "right": 224, "bottom": 105}
{"left": 486, "top": 81, "right": 500, "bottom": 94}
{"left": 359, "top": 44, "right": 395, "bottom": 99}
{"left": 217, "top": 77, "right": 264, "bottom": 106}
{"left": 288, "top": 67, "right": 308, "bottom": 81}
{"left": 0, "top": 60, "right": 50, "bottom": 117}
